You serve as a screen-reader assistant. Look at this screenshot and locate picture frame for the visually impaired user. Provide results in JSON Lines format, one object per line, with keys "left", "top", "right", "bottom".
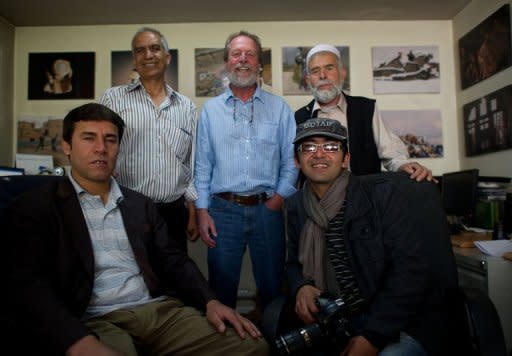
{"left": 380, "top": 110, "right": 444, "bottom": 158}
{"left": 463, "top": 85, "right": 512, "bottom": 157}
{"left": 282, "top": 46, "right": 350, "bottom": 95}
{"left": 17, "top": 114, "right": 67, "bottom": 167}
{"left": 28, "top": 52, "right": 95, "bottom": 99}
{"left": 195, "top": 47, "right": 272, "bottom": 97}
{"left": 458, "top": 4, "right": 512, "bottom": 90}
{"left": 111, "top": 49, "right": 179, "bottom": 90}
{"left": 372, "top": 46, "right": 440, "bottom": 94}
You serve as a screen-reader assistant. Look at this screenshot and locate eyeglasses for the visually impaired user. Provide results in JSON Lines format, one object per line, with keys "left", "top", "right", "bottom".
{"left": 298, "top": 142, "right": 344, "bottom": 154}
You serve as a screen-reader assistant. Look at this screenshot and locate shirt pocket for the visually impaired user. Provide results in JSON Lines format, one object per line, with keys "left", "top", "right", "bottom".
{"left": 165, "top": 126, "right": 192, "bottom": 161}
{"left": 347, "top": 219, "right": 385, "bottom": 262}
{"left": 255, "top": 121, "right": 279, "bottom": 145}
{"left": 254, "top": 122, "right": 279, "bottom": 178}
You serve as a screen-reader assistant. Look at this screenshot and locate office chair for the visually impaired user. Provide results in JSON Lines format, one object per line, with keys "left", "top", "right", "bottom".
{"left": 261, "top": 287, "right": 507, "bottom": 356}
{"left": 1, "top": 174, "right": 66, "bottom": 355}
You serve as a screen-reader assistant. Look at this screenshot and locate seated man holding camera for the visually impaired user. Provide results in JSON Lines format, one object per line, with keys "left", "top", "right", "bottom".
{"left": 283, "top": 118, "right": 458, "bottom": 355}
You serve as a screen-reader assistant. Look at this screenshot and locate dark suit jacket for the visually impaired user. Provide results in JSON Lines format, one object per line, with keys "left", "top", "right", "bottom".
{"left": 6, "top": 178, "right": 215, "bottom": 354}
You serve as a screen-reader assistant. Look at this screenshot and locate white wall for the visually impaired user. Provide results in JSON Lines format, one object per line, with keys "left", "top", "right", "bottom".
{"left": 453, "top": 0, "right": 512, "bottom": 177}
{"left": 14, "top": 20, "right": 458, "bottom": 176}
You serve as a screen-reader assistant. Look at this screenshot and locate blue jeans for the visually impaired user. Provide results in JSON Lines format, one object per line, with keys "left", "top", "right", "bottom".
{"left": 208, "top": 195, "right": 285, "bottom": 308}
{"left": 379, "top": 332, "right": 428, "bottom": 356}
{"left": 349, "top": 315, "right": 427, "bottom": 356}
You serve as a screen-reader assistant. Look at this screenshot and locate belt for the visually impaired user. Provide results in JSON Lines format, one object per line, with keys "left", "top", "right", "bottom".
{"left": 215, "top": 192, "right": 268, "bottom": 206}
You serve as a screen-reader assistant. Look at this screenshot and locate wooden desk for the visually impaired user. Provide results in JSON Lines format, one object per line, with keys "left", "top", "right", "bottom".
{"left": 450, "top": 231, "right": 491, "bottom": 248}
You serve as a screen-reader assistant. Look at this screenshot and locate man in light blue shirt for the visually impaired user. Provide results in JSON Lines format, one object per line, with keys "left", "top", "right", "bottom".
{"left": 195, "top": 30, "right": 298, "bottom": 309}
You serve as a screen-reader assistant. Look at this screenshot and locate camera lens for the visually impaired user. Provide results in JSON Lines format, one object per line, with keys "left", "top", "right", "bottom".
{"left": 274, "top": 324, "right": 322, "bottom": 355}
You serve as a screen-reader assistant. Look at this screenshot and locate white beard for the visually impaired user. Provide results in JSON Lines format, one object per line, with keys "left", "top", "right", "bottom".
{"left": 311, "top": 80, "right": 342, "bottom": 104}
{"left": 227, "top": 63, "right": 258, "bottom": 88}
{"left": 228, "top": 72, "right": 258, "bottom": 88}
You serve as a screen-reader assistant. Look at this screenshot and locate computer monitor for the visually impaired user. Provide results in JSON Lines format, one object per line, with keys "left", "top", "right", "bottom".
{"left": 441, "top": 169, "right": 479, "bottom": 226}
{"left": 0, "top": 166, "right": 25, "bottom": 176}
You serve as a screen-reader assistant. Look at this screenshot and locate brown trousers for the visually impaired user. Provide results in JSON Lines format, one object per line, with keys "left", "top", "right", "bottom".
{"left": 85, "top": 298, "right": 269, "bottom": 356}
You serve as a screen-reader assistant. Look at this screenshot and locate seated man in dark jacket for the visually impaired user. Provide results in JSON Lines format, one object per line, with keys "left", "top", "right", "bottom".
{"left": 284, "top": 118, "right": 458, "bottom": 355}
{"left": 6, "top": 103, "right": 268, "bottom": 356}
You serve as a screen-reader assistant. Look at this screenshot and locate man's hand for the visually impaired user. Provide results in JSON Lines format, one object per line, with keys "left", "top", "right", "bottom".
{"left": 206, "top": 299, "right": 262, "bottom": 339}
{"left": 197, "top": 208, "right": 217, "bottom": 248}
{"left": 66, "top": 335, "right": 124, "bottom": 356}
{"left": 295, "top": 285, "right": 322, "bottom": 324}
{"left": 399, "top": 162, "right": 437, "bottom": 183}
{"left": 265, "top": 193, "right": 284, "bottom": 212}
{"left": 186, "top": 202, "right": 199, "bottom": 241}
{"left": 340, "top": 336, "right": 378, "bottom": 356}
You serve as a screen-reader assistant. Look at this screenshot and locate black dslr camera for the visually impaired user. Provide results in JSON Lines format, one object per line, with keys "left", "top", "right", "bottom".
{"left": 274, "top": 295, "right": 352, "bottom": 355}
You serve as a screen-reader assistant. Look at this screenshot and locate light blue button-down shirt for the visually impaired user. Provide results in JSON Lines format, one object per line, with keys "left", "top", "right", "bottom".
{"left": 195, "top": 86, "right": 298, "bottom": 209}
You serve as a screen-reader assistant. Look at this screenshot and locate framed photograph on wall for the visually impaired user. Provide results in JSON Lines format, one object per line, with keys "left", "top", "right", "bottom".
{"left": 28, "top": 52, "right": 95, "bottom": 99}
{"left": 17, "top": 114, "right": 68, "bottom": 167}
{"left": 282, "top": 46, "right": 350, "bottom": 95}
{"left": 380, "top": 110, "right": 444, "bottom": 158}
{"left": 458, "top": 4, "right": 512, "bottom": 90}
{"left": 195, "top": 47, "right": 272, "bottom": 97}
{"left": 463, "top": 85, "right": 512, "bottom": 157}
{"left": 111, "top": 49, "right": 179, "bottom": 90}
{"left": 372, "top": 46, "right": 440, "bottom": 94}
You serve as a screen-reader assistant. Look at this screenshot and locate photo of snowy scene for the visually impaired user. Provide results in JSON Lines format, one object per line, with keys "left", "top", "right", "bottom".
{"left": 372, "top": 46, "right": 440, "bottom": 94}
{"left": 381, "top": 110, "right": 443, "bottom": 158}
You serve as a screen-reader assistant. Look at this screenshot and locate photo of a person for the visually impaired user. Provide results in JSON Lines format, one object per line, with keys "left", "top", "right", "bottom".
{"left": 28, "top": 52, "right": 95, "bottom": 100}
{"left": 43, "top": 59, "right": 73, "bottom": 94}
{"left": 282, "top": 46, "right": 350, "bottom": 95}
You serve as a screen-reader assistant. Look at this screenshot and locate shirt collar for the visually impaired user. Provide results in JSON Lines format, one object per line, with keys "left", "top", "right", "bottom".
{"left": 312, "top": 92, "right": 346, "bottom": 115}
{"left": 68, "top": 172, "right": 124, "bottom": 205}
{"left": 223, "top": 84, "right": 263, "bottom": 104}
{"left": 127, "top": 79, "right": 176, "bottom": 99}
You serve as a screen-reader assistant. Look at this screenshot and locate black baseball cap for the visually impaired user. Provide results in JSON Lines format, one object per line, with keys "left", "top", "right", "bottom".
{"left": 293, "top": 118, "right": 348, "bottom": 144}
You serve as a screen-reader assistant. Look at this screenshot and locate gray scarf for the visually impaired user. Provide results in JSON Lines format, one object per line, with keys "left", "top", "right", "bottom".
{"left": 298, "top": 170, "right": 350, "bottom": 291}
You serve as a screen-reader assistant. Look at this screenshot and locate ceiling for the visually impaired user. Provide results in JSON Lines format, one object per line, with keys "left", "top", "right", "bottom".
{"left": 0, "top": 0, "right": 471, "bottom": 27}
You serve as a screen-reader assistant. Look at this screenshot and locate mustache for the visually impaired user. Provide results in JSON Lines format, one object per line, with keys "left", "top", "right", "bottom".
{"left": 234, "top": 62, "right": 254, "bottom": 70}
{"left": 313, "top": 79, "right": 336, "bottom": 89}
{"left": 310, "top": 158, "right": 330, "bottom": 164}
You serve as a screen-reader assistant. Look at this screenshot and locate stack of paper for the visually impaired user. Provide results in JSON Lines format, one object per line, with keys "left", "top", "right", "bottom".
{"left": 474, "top": 239, "right": 512, "bottom": 257}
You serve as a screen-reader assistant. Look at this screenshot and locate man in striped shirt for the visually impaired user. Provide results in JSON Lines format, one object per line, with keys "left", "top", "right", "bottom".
{"left": 100, "top": 27, "right": 197, "bottom": 253}
{"left": 285, "top": 118, "right": 458, "bottom": 355}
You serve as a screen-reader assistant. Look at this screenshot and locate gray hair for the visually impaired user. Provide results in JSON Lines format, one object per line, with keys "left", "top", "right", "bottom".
{"left": 131, "top": 27, "right": 169, "bottom": 54}
{"left": 223, "top": 30, "right": 263, "bottom": 65}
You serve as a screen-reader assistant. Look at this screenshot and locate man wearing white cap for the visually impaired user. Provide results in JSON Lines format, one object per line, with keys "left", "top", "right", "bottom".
{"left": 295, "top": 44, "right": 434, "bottom": 182}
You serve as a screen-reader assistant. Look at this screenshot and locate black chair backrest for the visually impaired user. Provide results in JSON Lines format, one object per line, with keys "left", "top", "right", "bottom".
{"left": 0, "top": 175, "right": 66, "bottom": 227}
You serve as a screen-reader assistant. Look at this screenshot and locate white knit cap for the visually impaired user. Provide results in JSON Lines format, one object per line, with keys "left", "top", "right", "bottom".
{"left": 306, "top": 44, "right": 341, "bottom": 67}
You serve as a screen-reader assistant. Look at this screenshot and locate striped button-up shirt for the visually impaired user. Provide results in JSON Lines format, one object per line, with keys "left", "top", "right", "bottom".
{"left": 68, "top": 174, "right": 162, "bottom": 319}
{"left": 195, "top": 86, "right": 298, "bottom": 209}
{"left": 99, "top": 80, "right": 197, "bottom": 203}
